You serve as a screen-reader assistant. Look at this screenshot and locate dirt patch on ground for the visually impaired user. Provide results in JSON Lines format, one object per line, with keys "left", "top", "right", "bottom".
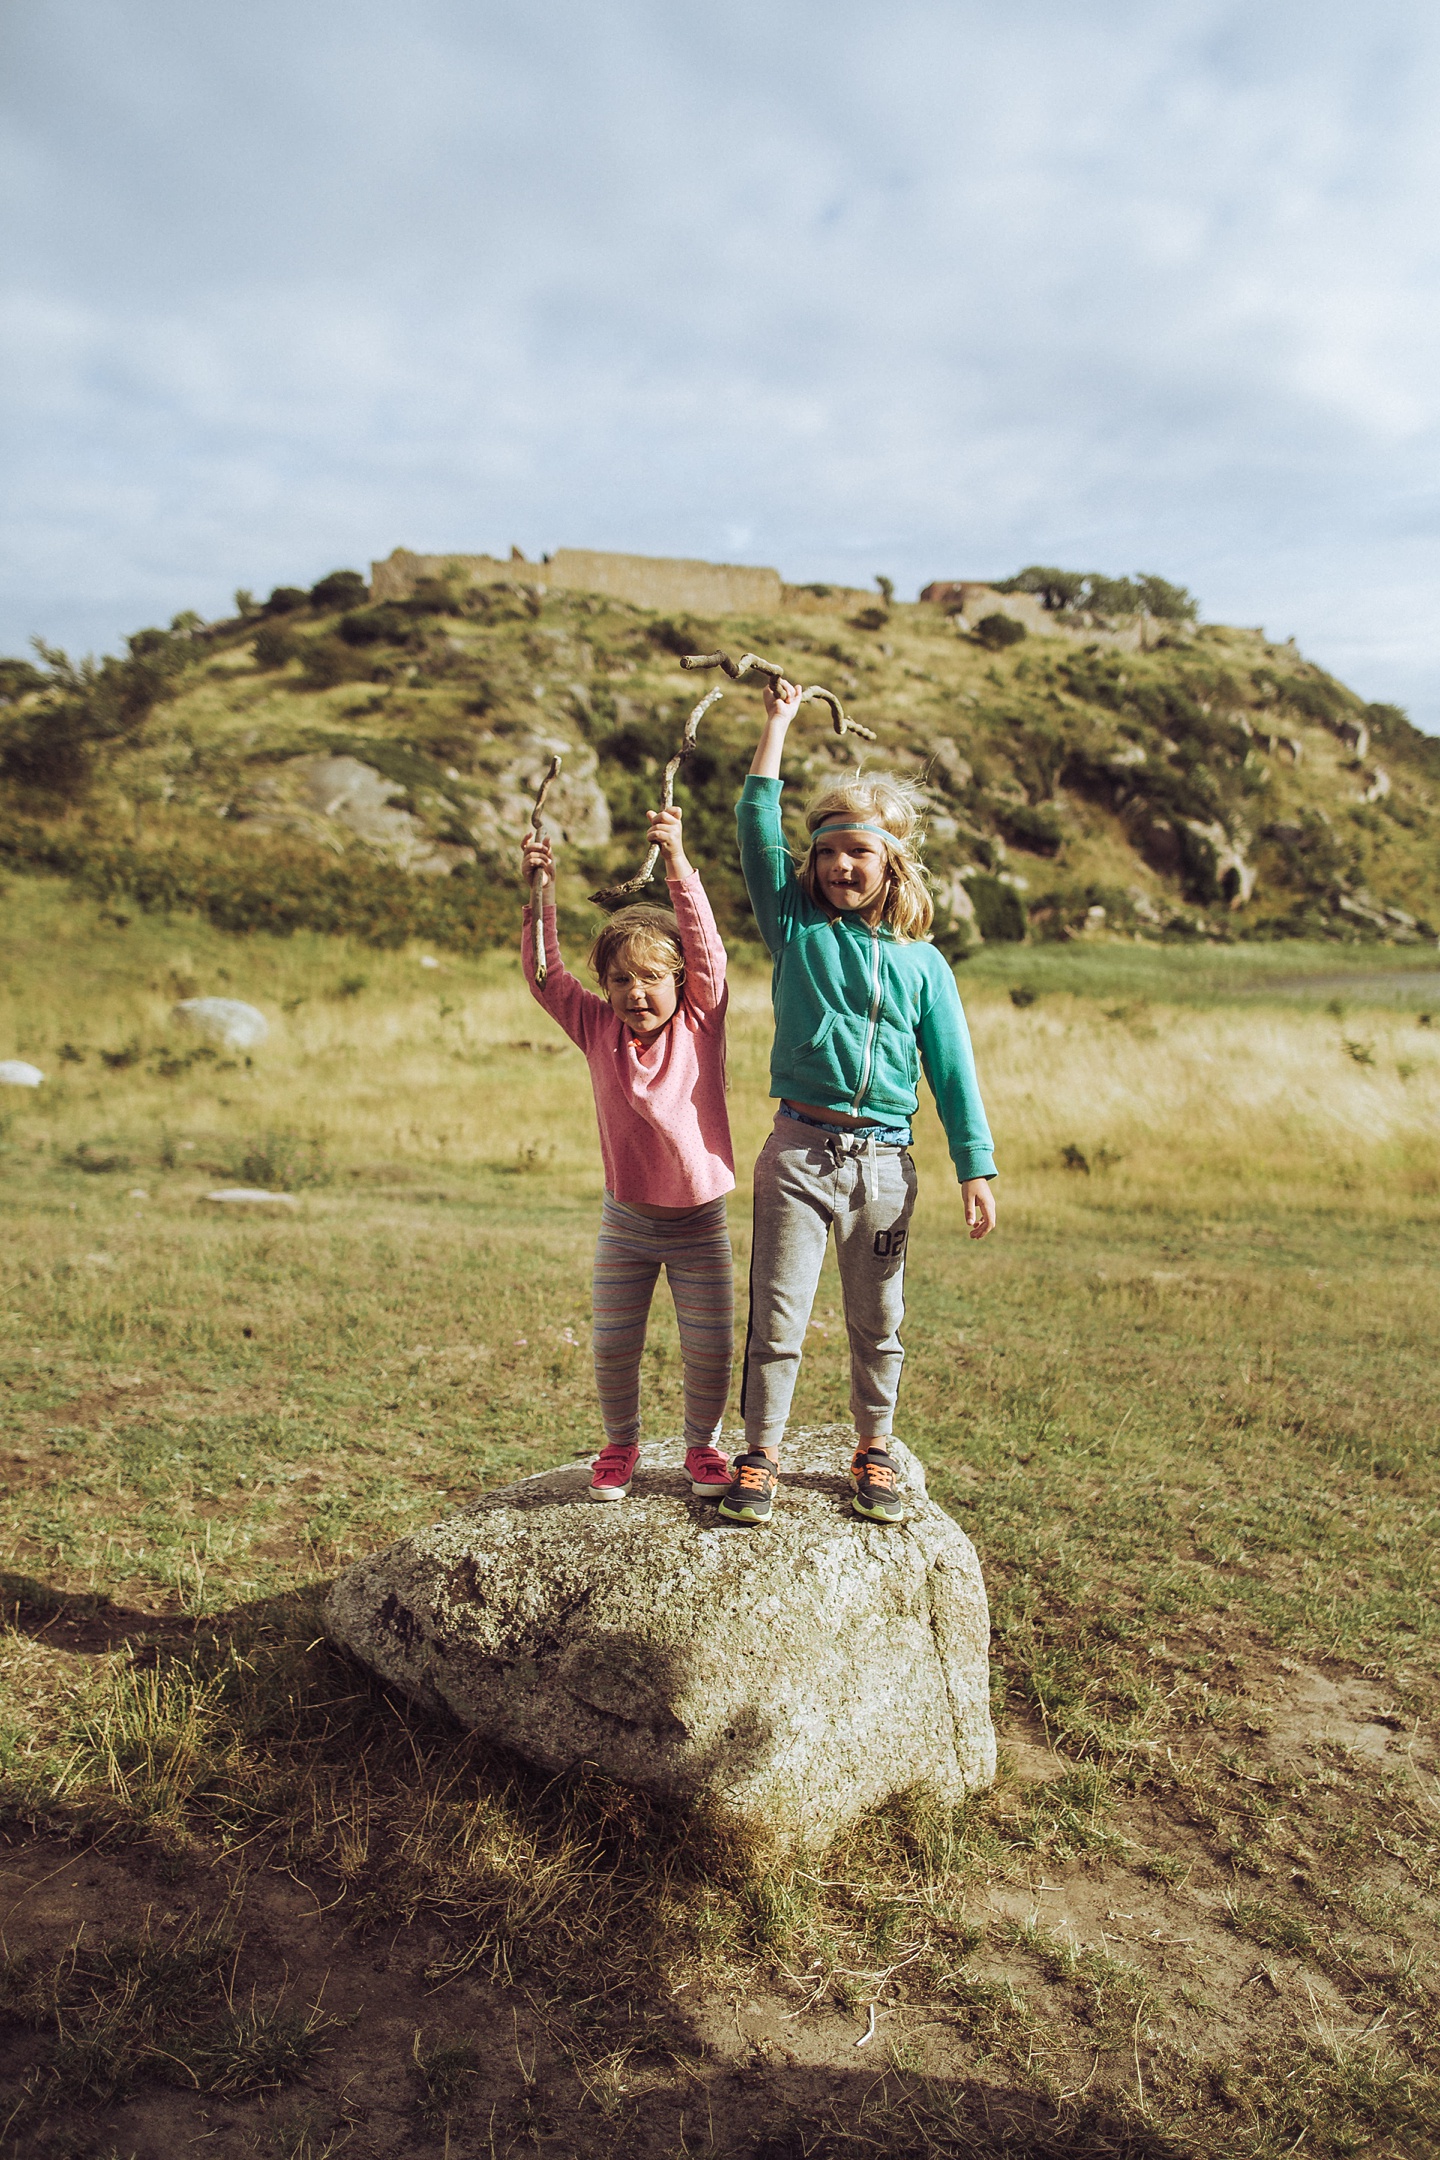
{"left": 5, "top": 1662, "right": 1435, "bottom": 2160}
{"left": 1258, "top": 1661, "right": 1420, "bottom": 1769}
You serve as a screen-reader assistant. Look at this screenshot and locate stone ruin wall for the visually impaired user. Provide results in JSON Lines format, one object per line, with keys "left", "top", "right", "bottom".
{"left": 371, "top": 546, "right": 783, "bottom": 616}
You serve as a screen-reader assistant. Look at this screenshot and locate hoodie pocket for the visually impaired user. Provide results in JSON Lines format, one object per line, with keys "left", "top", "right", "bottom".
{"left": 792, "top": 1010, "right": 839, "bottom": 1060}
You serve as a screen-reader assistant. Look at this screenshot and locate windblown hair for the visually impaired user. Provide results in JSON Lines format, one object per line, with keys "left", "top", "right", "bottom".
{"left": 798, "top": 775, "right": 934, "bottom": 941}
{"left": 588, "top": 903, "right": 685, "bottom": 986}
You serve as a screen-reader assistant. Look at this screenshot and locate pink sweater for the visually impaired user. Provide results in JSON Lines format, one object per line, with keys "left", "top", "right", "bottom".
{"left": 522, "top": 872, "right": 735, "bottom": 1208}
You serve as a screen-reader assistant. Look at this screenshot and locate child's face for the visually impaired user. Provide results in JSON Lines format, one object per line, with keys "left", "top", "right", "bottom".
{"left": 814, "top": 832, "right": 891, "bottom": 920}
{"left": 605, "top": 956, "right": 680, "bottom": 1037}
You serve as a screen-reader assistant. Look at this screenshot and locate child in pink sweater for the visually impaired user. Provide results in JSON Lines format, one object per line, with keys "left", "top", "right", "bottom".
{"left": 522, "top": 805, "right": 736, "bottom": 1500}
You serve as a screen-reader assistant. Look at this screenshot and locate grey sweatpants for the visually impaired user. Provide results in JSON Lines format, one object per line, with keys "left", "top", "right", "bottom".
{"left": 741, "top": 1114, "right": 918, "bottom": 1452}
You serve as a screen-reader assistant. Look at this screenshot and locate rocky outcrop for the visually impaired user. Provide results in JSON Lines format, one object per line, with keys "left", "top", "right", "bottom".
{"left": 230, "top": 741, "right": 610, "bottom": 872}
{"left": 461, "top": 734, "right": 611, "bottom": 856}
{"left": 325, "top": 1430, "right": 995, "bottom": 1851}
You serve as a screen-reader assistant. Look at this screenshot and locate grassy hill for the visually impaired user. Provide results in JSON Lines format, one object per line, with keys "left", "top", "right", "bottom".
{"left": 3, "top": 566, "right": 1439, "bottom": 959}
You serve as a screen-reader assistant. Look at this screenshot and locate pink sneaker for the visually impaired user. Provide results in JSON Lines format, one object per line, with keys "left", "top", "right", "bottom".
{"left": 589, "top": 1442, "right": 640, "bottom": 1501}
{"left": 684, "top": 1443, "right": 732, "bottom": 1496}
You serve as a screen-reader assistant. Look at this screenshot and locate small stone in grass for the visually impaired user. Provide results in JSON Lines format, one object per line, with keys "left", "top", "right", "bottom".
{"left": 204, "top": 1187, "right": 299, "bottom": 1206}
{"left": 173, "top": 998, "right": 269, "bottom": 1051}
{"left": 0, "top": 1061, "right": 44, "bottom": 1087}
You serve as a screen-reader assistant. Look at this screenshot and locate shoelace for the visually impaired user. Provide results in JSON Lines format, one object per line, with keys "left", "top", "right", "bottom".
{"left": 735, "top": 1462, "right": 775, "bottom": 1490}
{"left": 856, "top": 1456, "right": 896, "bottom": 1489}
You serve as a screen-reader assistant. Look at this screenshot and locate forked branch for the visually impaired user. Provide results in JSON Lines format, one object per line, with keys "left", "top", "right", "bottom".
{"left": 589, "top": 687, "right": 725, "bottom": 905}
{"left": 528, "top": 753, "right": 562, "bottom": 985}
{"left": 680, "top": 650, "right": 877, "bottom": 743}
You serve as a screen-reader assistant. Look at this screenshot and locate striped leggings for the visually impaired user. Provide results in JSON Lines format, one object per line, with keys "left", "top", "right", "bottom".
{"left": 593, "top": 1193, "right": 734, "bottom": 1448}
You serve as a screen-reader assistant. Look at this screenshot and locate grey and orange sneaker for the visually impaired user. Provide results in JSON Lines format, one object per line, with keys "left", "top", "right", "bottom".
{"left": 849, "top": 1446, "right": 905, "bottom": 1524}
{"left": 684, "top": 1443, "right": 732, "bottom": 1496}
{"left": 717, "top": 1451, "right": 779, "bottom": 1525}
{"left": 589, "top": 1442, "right": 640, "bottom": 1501}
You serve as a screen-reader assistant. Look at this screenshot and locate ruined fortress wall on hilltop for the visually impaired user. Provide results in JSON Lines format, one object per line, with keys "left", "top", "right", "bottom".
{"left": 371, "top": 546, "right": 783, "bottom": 615}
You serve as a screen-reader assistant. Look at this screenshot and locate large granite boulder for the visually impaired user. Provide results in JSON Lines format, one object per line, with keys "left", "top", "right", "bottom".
{"left": 325, "top": 1429, "right": 994, "bottom": 1849}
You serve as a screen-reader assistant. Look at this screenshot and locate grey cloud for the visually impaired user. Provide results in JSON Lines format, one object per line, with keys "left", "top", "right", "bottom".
{"left": 2, "top": 0, "right": 1438, "bottom": 723}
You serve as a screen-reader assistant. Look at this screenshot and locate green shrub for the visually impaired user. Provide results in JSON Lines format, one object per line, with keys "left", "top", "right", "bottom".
{"left": 974, "top": 613, "right": 1027, "bottom": 651}
{"left": 0, "top": 633, "right": 195, "bottom": 800}
{"left": 996, "top": 803, "right": 1063, "bottom": 856}
{"left": 338, "top": 605, "right": 415, "bottom": 649}
{"left": 991, "top": 566, "right": 1088, "bottom": 612}
{"left": 308, "top": 569, "right": 368, "bottom": 611}
{"left": 251, "top": 625, "right": 298, "bottom": 670}
{"left": 0, "top": 657, "right": 47, "bottom": 704}
{"left": 966, "top": 874, "right": 1027, "bottom": 941}
{"left": 648, "top": 615, "right": 719, "bottom": 659}
{"left": 0, "top": 812, "right": 519, "bottom": 953}
{"left": 263, "top": 586, "right": 309, "bottom": 616}
{"left": 299, "top": 636, "right": 373, "bottom": 689}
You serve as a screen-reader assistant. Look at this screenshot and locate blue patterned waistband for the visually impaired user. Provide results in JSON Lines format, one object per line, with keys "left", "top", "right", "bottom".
{"left": 776, "top": 1102, "right": 912, "bottom": 1147}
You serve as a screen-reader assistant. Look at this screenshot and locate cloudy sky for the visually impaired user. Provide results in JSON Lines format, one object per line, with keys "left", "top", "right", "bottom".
{"left": 4, "top": 1, "right": 1438, "bottom": 723}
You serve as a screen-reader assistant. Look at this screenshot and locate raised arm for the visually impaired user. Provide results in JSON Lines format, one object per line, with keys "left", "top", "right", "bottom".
{"left": 649, "top": 805, "right": 727, "bottom": 1016}
{"left": 520, "top": 831, "right": 605, "bottom": 1046}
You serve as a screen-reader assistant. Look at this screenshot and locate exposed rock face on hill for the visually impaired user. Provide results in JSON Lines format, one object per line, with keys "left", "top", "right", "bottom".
{"left": 325, "top": 1432, "right": 995, "bottom": 1850}
{"left": 229, "top": 741, "right": 610, "bottom": 870}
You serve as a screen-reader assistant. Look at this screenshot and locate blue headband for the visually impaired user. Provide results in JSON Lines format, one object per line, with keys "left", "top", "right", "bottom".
{"left": 812, "top": 820, "right": 890, "bottom": 838}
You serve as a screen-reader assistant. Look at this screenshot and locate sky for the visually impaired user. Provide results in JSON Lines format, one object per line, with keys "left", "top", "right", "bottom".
{"left": 3, "top": 0, "right": 1439, "bottom": 724}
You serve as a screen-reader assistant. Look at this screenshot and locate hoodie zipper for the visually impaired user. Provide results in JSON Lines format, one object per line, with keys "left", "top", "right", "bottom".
{"left": 850, "top": 923, "right": 882, "bottom": 1112}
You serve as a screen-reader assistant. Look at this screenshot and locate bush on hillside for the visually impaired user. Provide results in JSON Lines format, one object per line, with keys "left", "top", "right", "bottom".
{"left": 0, "top": 705, "right": 95, "bottom": 797}
{"left": 0, "top": 810, "right": 522, "bottom": 952}
{"left": 996, "top": 802, "right": 1063, "bottom": 856}
{"left": 309, "top": 569, "right": 368, "bottom": 611}
{"left": 0, "top": 631, "right": 196, "bottom": 800}
{"left": 974, "top": 614, "right": 1027, "bottom": 651}
{"left": 995, "top": 567, "right": 1199, "bottom": 624}
{"left": 991, "top": 566, "right": 1088, "bottom": 612}
{"left": 300, "top": 637, "right": 375, "bottom": 689}
{"left": 264, "top": 586, "right": 309, "bottom": 616}
{"left": 648, "top": 616, "right": 720, "bottom": 659}
{"left": 966, "top": 873, "right": 1027, "bottom": 942}
{"left": 338, "top": 605, "right": 416, "bottom": 648}
{"left": 252, "top": 625, "right": 299, "bottom": 670}
{"left": 0, "top": 658, "right": 49, "bottom": 704}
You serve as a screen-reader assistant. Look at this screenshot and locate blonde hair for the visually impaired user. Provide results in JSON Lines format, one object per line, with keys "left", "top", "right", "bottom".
{"left": 798, "top": 775, "right": 934, "bottom": 941}
{"left": 588, "top": 903, "right": 685, "bottom": 986}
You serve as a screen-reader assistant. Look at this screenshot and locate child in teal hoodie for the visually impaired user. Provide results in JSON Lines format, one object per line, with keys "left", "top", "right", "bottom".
{"left": 719, "top": 677, "right": 997, "bottom": 1527}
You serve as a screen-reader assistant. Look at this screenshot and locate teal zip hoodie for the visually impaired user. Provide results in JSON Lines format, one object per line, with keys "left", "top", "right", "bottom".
{"left": 736, "top": 775, "right": 996, "bottom": 1183}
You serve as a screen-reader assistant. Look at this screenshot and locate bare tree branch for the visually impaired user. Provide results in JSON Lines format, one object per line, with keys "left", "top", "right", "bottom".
{"left": 680, "top": 650, "right": 877, "bottom": 742}
{"left": 589, "top": 687, "right": 725, "bottom": 905}
{"left": 528, "top": 753, "right": 562, "bottom": 985}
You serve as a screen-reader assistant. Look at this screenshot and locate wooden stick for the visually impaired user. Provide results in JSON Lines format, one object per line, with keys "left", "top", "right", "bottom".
{"left": 528, "top": 753, "right": 562, "bottom": 985}
{"left": 680, "top": 650, "right": 877, "bottom": 742}
{"left": 589, "top": 688, "right": 724, "bottom": 905}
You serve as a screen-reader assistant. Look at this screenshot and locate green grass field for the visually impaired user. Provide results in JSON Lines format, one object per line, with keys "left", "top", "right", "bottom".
{"left": 2, "top": 872, "right": 1439, "bottom": 2158}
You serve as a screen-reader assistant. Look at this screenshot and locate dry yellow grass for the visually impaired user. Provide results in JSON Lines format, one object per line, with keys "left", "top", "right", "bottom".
{"left": 6, "top": 879, "right": 1438, "bottom": 1214}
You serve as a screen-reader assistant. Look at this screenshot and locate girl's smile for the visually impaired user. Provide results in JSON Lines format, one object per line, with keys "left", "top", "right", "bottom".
{"left": 815, "top": 833, "right": 890, "bottom": 922}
